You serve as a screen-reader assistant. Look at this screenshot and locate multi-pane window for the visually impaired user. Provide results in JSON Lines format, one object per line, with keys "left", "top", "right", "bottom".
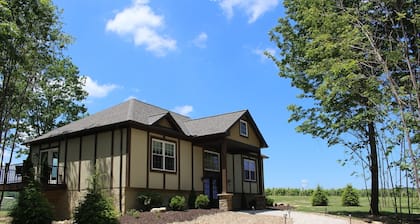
{"left": 239, "top": 120, "right": 248, "bottom": 137}
{"left": 151, "top": 139, "right": 176, "bottom": 172}
{"left": 243, "top": 158, "right": 256, "bottom": 181}
{"left": 204, "top": 150, "right": 220, "bottom": 172}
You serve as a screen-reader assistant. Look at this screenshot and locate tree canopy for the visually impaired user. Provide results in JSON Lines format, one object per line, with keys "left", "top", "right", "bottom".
{"left": 268, "top": 0, "right": 419, "bottom": 215}
{"left": 0, "top": 0, "right": 88, "bottom": 201}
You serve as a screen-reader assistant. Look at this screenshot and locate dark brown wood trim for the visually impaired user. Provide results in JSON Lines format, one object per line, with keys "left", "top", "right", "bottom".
{"left": 146, "top": 131, "right": 150, "bottom": 188}
{"left": 191, "top": 143, "right": 194, "bottom": 190}
{"left": 126, "top": 187, "right": 202, "bottom": 195}
{"left": 64, "top": 138, "right": 68, "bottom": 185}
{"left": 93, "top": 133, "right": 98, "bottom": 167}
{"left": 78, "top": 136, "right": 82, "bottom": 192}
{"left": 221, "top": 141, "right": 227, "bottom": 193}
{"left": 127, "top": 128, "right": 131, "bottom": 187}
{"left": 110, "top": 130, "right": 114, "bottom": 189}
{"left": 240, "top": 154, "right": 244, "bottom": 193}
{"left": 232, "top": 154, "right": 235, "bottom": 193}
{"left": 119, "top": 128, "right": 123, "bottom": 213}
{"left": 177, "top": 139, "right": 181, "bottom": 191}
{"left": 163, "top": 173, "right": 166, "bottom": 190}
{"left": 40, "top": 143, "right": 52, "bottom": 150}
{"left": 258, "top": 152, "right": 263, "bottom": 194}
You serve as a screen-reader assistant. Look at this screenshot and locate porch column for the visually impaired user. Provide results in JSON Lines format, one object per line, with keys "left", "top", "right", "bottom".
{"left": 221, "top": 141, "right": 227, "bottom": 193}
{"left": 218, "top": 140, "right": 233, "bottom": 211}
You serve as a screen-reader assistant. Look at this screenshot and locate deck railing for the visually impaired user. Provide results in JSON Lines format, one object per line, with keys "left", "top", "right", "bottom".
{"left": 0, "top": 164, "right": 23, "bottom": 184}
{"left": 0, "top": 163, "right": 65, "bottom": 185}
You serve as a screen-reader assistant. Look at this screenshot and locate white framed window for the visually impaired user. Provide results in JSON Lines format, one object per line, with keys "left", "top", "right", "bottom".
{"left": 204, "top": 150, "right": 220, "bottom": 172}
{"left": 243, "top": 158, "right": 256, "bottom": 181}
{"left": 239, "top": 120, "right": 248, "bottom": 137}
{"left": 151, "top": 139, "right": 176, "bottom": 172}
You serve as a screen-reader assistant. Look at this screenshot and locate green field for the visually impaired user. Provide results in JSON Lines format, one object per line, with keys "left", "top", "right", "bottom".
{"left": 268, "top": 195, "right": 420, "bottom": 222}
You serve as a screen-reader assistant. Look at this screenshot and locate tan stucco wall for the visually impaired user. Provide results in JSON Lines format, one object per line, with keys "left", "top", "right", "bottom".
{"left": 80, "top": 134, "right": 95, "bottom": 190}
{"left": 96, "top": 131, "right": 112, "bottom": 188}
{"left": 165, "top": 173, "right": 178, "bottom": 190}
{"left": 179, "top": 140, "right": 192, "bottom": 190}
{"left": 149, "top": 172, "right": 163, "bottom": 189}
{"left": 66, "top": 138, "right": 80, "bottom": 190}
{"left": 130, "top": 129, "right": 148, "bottom": 188}
{"left": 227, "top": 119, "right": 261, "bottom": 148}
{"left": 233, "top": 154, "right": 243, "bottom": 193}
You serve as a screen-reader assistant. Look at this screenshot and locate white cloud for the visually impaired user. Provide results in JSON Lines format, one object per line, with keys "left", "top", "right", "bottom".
{"left": 218, "top": 0, "right": 279, "bottom": 23}
{"left": 253, "top": 47, "right": 275, "bottom": 61}
{"left": 84, "top": 76, "right": 118, "bottom": 98}
{"left": 193, "top": 32, "right": 208, "bottom": 48}
{"left": 172, "top": 105, "right": 193, "bottom": 116}
{"left": 106, "top": 0, "right": 176, "bottom": 56}
{"left": 124, "top": 95, "right": 138, "bottom": 101}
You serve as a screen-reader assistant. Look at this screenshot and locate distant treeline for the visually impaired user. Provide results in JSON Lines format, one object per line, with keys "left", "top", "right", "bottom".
{"left": 265, "top": 187, "right": 418, "bottom": 197}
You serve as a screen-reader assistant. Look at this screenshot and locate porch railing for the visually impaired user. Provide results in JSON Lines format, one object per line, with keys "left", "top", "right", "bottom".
{"left": 0, "top": 163, "right": 65, "bottom": 185}
{"left": 0, "top": 164, "right": 23, "bottom": 184}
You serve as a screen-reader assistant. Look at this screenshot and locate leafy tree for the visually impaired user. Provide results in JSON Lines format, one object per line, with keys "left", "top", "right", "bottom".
{"left": 267, "top": 0, "right": 384, "bottom": 215}
{"left": 0, "top": 0, "right": 87, "bottom": 206}
{"left": 268, "top": 0, "right": 420, "bottom": 214}
{"left": 9, "top": 181, "right": 53, "bottom": 224}
{"left": 73, "top": 173, "right": 119, "bottom": 224}
{"left": 342, "top": 184, "right": 359, "bottom": 206}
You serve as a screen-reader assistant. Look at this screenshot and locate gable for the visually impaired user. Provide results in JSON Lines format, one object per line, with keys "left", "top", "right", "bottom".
{"left": 226, "top": 115, "right": 266, "bottom": 148}
{"left": 152, "top": 114, "right": 184, "bottom": 134}
{"left": 156, "top": 117, "right": 176, "bottom": 129}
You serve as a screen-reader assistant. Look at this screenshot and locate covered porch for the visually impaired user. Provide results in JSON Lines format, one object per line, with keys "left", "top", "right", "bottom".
{"left": 196, "top": 137, "right": 267, "bottom": 211}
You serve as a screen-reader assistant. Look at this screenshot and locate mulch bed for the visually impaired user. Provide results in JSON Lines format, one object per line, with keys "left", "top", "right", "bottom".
{"left": 119, "top": 209, "right": 221, "bottom": 224}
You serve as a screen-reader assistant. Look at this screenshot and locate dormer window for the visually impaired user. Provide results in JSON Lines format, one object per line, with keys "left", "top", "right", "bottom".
{"left": 239, "top": 120, "right": 248, "bottom": 137}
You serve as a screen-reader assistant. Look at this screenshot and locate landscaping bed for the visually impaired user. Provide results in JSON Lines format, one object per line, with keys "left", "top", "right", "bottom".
{"left": 119, "top": 209, "right": 221, "bottom": 224}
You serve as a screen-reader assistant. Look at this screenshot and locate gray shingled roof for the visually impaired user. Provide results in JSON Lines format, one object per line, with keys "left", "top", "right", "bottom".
{"left": 184, "top": 110, "right": 246, "bottom": 136}
{"left": 27, "top": 99, "right": 258, "bottom": 144}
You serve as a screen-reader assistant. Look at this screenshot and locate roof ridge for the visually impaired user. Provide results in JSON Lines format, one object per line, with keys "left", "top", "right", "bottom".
{"left": 126, "top": 98, "right": 190, "bottom": 119}
{"left": 186, "top": 109, "right": 247, "bottom": 122}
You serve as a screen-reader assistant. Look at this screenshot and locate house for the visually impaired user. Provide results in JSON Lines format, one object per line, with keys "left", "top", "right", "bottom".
{"left": 12, "top": 99, "right": 268, "bottom": 219}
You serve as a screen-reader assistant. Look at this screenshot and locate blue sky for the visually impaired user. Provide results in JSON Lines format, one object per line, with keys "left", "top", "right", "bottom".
{"left": 52, "top": 0, "right": 366, "bottom": 189}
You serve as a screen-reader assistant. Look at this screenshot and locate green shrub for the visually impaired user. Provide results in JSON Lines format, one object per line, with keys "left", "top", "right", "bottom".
{"left": 169, "top": 195, "right": 186, "bottom": 211}
{"left": 265, "top": 197, "right": 274, "bottom": 206}
{"left": 312, "top": 185, "right": 328, "bottom": 206}
{"left": 73, "top": 173, "right": 119, "bottom": 224}
{"left": 126, "top": 209, "right": 140, "bottom": 219}
{"left": 9, "top": 181, "right": 53, "bottom": 224}
{"left": 342, "top": 184, "right": 359, "bottom": 206}
{"left": 195, "top": 194, "right": 209, "bottom": 209}
{"left": 137, "top": 192, "right": 163, "bottom": 211}
{"left": 188, "top": 190, "right": 197, "bottom": 209}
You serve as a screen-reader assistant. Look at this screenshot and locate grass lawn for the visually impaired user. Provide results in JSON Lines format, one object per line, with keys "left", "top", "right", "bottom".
{"left": 268, "top": 195, "right": 420, "bottom": 223}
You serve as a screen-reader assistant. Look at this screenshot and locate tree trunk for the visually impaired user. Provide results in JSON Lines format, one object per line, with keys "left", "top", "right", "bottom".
{"left": 368, "top": 122, "right": 379, "bottom": 216}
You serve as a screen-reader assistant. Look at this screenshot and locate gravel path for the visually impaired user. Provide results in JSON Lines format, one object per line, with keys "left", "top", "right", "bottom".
{"left": 244, "top": 210, "right": 367, "bottom": 224}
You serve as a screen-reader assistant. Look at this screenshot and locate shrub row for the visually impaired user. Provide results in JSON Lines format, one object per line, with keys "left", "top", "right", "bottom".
{"left": 137, "top": 192, "right": 210, "bottom": 211}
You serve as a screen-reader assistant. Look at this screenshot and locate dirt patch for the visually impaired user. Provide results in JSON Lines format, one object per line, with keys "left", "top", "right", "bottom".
{"left": 171, "top": 211, "right": 292, "bottom": 224}
{"left": 119, "top": 209, "right": 221, "bottom": 224}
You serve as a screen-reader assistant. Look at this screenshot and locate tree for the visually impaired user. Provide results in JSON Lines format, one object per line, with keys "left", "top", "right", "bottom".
{"left": 74, "top": 172, "right": 119, "bottom": 224}
{"left": 312, "top": 185, "right": 328, "bottom": 206}
{"left": 9, "top": 181, "right": 54, "bottom": 224}
{"left": 342, "top": 184, "right": 360, "bottom": 206}
{"left": 0, "top": 0, "right": 87, "bottom": 206}
{"left": 267, "top": 0, "right": 384, "bottom": 215}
